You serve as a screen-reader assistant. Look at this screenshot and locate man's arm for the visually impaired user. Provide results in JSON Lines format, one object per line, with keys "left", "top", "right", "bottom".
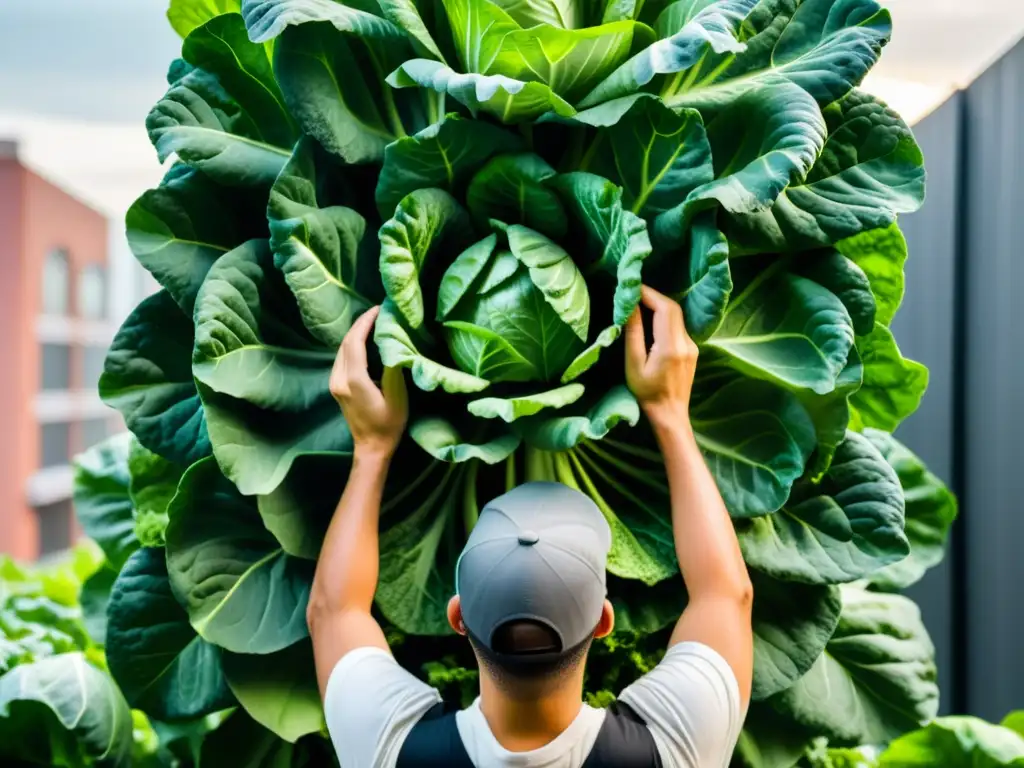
{"left": 625, "top": 287, "right": 754, "bottom": 708}
{"left": 307, "top": 306, "right": 409, "bottom": 697}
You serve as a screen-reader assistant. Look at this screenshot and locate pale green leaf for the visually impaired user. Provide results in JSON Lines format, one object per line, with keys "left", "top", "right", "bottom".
{"left": 128, "top": 439, "right": 185, "bottom": 549}
{"left": 468, "top": 383, "right": 586, "bottom": 422}
{"left": 388, "top": 60, "right": 576, "bottom": 124}
{"left": 375, "top": 300, "right": 491, "bottom": 394}
{"left": 515, "top": 385, "right": 640, "bottom": 450}
{"left": 551, "top": 172, "right": 652, "bottom": 325}
{"left": 837, "top": 222, "right": 908, "bottom": 327}
{"left": 507, "top": 224, "right": 591, "bottom": 342}
{"left": 169, "top": 0, "right": 242, "bottom": 38}
{"left": 269, "top": 137, "right": 377, "bottom": 347}
{"left": 222, "top": 641, "right": 322, "bottom": 743}
{"left": 850, "top": 323, "right": 928, "bottom": 431}
{"left": 380, "top": 188, "right": 472, "bottom": 329}
{"left": 410, "top": 418, "right": 521, "bottom": 464}
{"left": 437, "top": 235, "right": 499, "bottom": 320}
{"left": 0, "top": 653, "right": 133, "bottom": 767}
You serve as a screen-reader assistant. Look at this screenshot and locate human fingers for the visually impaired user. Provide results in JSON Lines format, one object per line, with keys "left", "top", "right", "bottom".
{"left": 640, "top": 286, "right": 685, "bottom": 352}
{"left": 341, "top": 306, "right": 381, "bottom": 374}
{"left": 381, "top": 366, "right": 408, "bottom": 414}
{"left": 624, "top": 306, "right": 647, "bottom": 376}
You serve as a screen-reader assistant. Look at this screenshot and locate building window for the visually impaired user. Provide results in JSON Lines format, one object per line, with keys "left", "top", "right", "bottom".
{"left": 78, "top": 265, "right": 106, "bottom": 320}
{"left": 40, "top": 423, "right": 71, "bottom": 468}
{"left": 40, "top": 344, "right": 72, "bottom": 391}
{"left": 36, "top": 499, "right": 74, "bottom": 556}
{"left": 80, "top": 418, "right": 111, "bottom": 450}
{"left": 83, "top": 347, "right": 107, "bottom": 391}
{"left": 42, "top": 248, "right": 70, "bottom": 316}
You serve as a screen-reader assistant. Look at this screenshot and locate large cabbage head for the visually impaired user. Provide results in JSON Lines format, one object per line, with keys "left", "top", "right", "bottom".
{"left": 91, "top": 0, "right": 947, "bottom": 761}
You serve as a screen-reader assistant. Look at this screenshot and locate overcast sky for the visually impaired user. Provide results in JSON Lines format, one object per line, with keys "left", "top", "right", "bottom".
{"left": 2, "top": 0, "right": 1024, "bottom": 216}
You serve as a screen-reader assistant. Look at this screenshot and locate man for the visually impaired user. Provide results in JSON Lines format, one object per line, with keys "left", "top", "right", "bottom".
{"left": 308, "top": 286, "right": 754, "bottom": 767}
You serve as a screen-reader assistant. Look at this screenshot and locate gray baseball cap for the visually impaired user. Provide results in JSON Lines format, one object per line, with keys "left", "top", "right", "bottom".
{"left": 455, "top": 482, "right": 612, "bottom": 656}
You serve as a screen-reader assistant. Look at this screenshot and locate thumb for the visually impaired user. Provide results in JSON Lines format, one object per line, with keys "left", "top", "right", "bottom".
{"left": 381, "top": 365, "right": 407, "bottom": 411}
{"left": 624, "top": 306, "right": 647, "bottom": 375}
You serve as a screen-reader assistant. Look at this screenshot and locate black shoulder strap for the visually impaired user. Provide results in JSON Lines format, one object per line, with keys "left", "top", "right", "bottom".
{"left": 396, "top": 701, "right": 475, "bottom": 768}
{"left": 582, "top": 701, "right": 663, "bottom": 768}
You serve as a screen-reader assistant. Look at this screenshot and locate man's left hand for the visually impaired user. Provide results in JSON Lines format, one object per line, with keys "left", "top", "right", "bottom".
{"left": 330, "top": 306, "right": 408, "bottom": 462}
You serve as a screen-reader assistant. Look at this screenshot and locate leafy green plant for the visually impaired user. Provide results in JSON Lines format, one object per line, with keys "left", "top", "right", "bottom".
{"left": 93, "top": 0, "right": 951, "bottom": 762}
{"left": 799, "top": 711, "right": 1024, "bottom": 768}
{"left": 0, "top": 541, "right": 152, "bottom": 766}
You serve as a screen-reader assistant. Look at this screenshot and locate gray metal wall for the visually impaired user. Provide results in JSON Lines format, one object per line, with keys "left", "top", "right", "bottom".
{"left": 894, "top": 36, "right": 1024, "bottom": 721}
{"left": 894, "top": 93, "right": 962, "bottom": 715}
{"left": 961, "top": 39, "right": 1024, "bottom": 722}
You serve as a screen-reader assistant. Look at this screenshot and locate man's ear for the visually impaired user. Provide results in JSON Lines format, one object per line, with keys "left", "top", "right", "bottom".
{"left": 594, "top": 599, "right": 615, "bottom": 639}
{"left": 448, "top": 595, "right": 467, "bottom": 636}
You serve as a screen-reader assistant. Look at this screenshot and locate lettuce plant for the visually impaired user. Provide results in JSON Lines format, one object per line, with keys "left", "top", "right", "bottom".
{"left": 96, "top": 0, "right": 950, "bottom": 762}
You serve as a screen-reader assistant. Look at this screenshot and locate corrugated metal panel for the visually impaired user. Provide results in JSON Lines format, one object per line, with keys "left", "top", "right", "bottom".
{"left": 961, "top": 36, "right": 1024, "bottom": 721}
{"left": 893, "top": 93, "right": 963, "bottom": 714}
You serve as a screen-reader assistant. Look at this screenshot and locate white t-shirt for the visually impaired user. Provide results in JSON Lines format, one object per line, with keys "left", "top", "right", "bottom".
{"left": 324, "top": 642, "right": 744, "bottom": 768}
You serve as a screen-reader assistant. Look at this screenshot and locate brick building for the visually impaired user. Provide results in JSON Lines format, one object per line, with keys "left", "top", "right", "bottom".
{"left": 0, "top": 140, "right": 121, "bottom": 560}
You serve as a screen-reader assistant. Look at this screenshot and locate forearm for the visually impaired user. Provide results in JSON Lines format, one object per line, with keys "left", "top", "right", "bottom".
{"left": 308, "top": 452, "right": 390, "bottom": 620}
{"left": 653, "top": 414, "right": 752, "bottom": 602}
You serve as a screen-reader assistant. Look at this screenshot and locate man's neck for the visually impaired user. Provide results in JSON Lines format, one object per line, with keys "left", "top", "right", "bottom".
{"left": 477, "top": 670, "right": 586, "bottom": 752}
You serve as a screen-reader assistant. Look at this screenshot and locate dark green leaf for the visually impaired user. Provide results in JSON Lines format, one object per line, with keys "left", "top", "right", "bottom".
{"left": 73, "top": 434, "right": 138, "bottom": 571}
{"left": 126, "top": 165, "right": 265, "bottom": 313}
{"left": 738, "top": 431, "right": 908, "bottom": 585}
{"left": 100, "top": 290, "right": 210, "bottom": 467}
{"left": 192, "top": 240, "right": 346, "bottom": 495}
{"left": 274, "top": 20, "right": 418, "bottom": 164}
{"left": 864, "top": 430, "right": 958, "bottom": 592}
{"left": 723, "top": 90, "right": 925, "bottom": 253}
{"left": 166, "top": 459, "right": 315, "bottom": 653}
{"left": 466, "top": 154, "right": 566, "bottom": 237}
{"left": 590, "top": 97, "right": 712, "bottom": 217}
{"left": 690, "top": 370, "right": 816, "bottom": 517}
{"left": 148, "top": 15, "right": 297, "bottom": 187}
{"left": 771, "top": 586, "right": 939, "bottom": 745}
{"left": 106, "top": 548, "right": 234, "bottom": 721}
{"left": 708, "top": 264, "right": 855, "bottom": 396}
{"left": 750, "top": 573, "right": 841, "bottom": 701}
{"left": 376, "top": 114, "right": 523, "bottom": 218}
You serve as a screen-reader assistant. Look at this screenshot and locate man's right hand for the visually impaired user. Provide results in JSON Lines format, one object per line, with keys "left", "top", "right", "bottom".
{"left": 625, "top": 286, "right": 699, "bottom": 430}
